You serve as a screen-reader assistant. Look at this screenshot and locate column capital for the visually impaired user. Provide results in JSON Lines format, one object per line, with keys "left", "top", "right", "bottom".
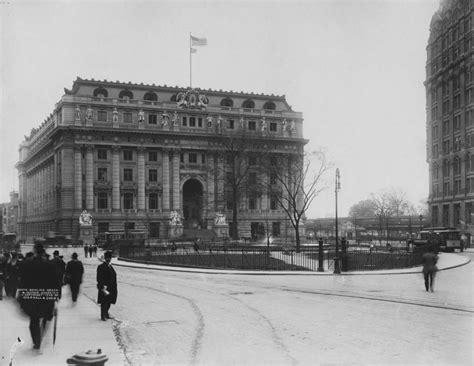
{"left": 112, "top": 145, "right": 121, "bottom": 153}
{"left": 137, "top": 145, "right": 146, "bottom": 154}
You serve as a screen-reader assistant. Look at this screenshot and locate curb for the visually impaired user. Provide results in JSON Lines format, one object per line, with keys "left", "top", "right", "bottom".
{"left": 112, "top": 254, "right": 471, "bottom": 276}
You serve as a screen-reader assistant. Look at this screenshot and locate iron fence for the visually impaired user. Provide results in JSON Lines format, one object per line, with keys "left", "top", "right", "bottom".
{"left": 118, "top": 242, "right": 430, "bottom": 272}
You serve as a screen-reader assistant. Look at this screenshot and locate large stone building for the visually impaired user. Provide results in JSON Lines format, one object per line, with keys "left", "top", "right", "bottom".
{"left": 1, "top": 191, "right": 19, "bottom": 235}
{"left": 16, "top": 77, "right": 306, "bottom": 243}
{"left": 426, "top": 0, "right": 473, "bottom": 236}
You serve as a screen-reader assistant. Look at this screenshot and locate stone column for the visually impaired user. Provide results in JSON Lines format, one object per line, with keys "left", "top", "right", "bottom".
{"left": 85, "top": 145, "right": 94, "bottom": 210}
{"left": 137, "top": 147, "right": 146, "bottom": 211}
{"left": 172, "top": 149, "right": 181, "bottom": 210}
{"left": 162, "top": 149, "right": 170, "bottom": 211}
{"left": 217, "top": 154, "right": 225, "bottom": 211}
{"left": 74, "top": 147, "right": 82, "bottom": 209}
{"left": 207, "top": 153, "right": 215, "bottom": 211}
{"left": 112, "top": 146, "right": 121, "bottom": 211}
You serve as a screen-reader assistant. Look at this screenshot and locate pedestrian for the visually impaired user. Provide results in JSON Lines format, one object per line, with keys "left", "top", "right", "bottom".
{"left": 0, "top": 252, "right": 7, "bottom": 300}
{"left": 50, "top": 250, "right": 66, "bottom": 298}
{"left": 5, "top": 252, "right": 21, "bottom": 298}
{"left": 96, "top": 251, "right": 117, "bottom": 321}
{"left": 93, "top": 244, "right": 98, "bottom": 257}
{"left": 88, "top": 245, "right": 93, "bottom": 258}
{"left": 65, "top": 252, "right": 84, "bottom": 303}
{"left": 84, "top": 244, "right": 89, "bottom": 258}
{"left": 19, "top": 243, "right": 60, "bottom": 350}
{"left": 422, "top": 246, "right": 439, "bottom": 292}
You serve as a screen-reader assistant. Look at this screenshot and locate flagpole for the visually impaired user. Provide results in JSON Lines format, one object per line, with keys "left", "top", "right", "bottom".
{"left": 189, "top": 32, "right": 192, "bottom": 88}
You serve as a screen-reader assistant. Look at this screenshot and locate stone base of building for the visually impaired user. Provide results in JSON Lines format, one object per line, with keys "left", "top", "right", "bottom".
{"left": 168, "top": 224, "right": 184, "bottom": 238}
{"left": 213, "top": 224, "right": 229, "bottom": 238}
{"left": 79, "top": 226, "right": 94, "bottom": 245}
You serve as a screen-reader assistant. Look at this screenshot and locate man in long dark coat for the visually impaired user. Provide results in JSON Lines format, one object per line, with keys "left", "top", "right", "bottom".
{"left": 19, "top": 243, "right": 60, "bottom": 349}
{"left": 65, "top": 252, "right": 84, "bottom": 303}
{"left": 51, "top": 250, "right": 66, "bottom": 298}
{"left": 96, "top": 251, "right": 117, "bottom": 321}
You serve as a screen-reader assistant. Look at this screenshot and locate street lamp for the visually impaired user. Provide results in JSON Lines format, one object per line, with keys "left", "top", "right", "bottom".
{"left": 334, "top": 168, "right": 341, "bottom": 274}
{"left": 419, "top": 214, "right": 423, "bottom": 232}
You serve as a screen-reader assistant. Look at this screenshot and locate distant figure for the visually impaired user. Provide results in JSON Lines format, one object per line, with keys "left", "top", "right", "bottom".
{"left": 65, "top": 253, "right": 84, "bottom": 303}
{"left": 5, "top": 252, "right": 20, "bottom": 298}
{"left": 422, "top": 248, "right": 439, "bottom": 292}
{"left": 88, "top": 245, "right": 93, "bottom": 258}
{"left": 96, "top": 251, "right": 117, "bottom": 321}
{"left": 84, "top": 245, "right": 89, "bottom": 258}
{"left": 50, "top": 250, "right": 66, "bottom": 298}
{"left": 19, "top": 243, "right": 60, "bottom": 350}
{"left": 93, "top": 245, "right": 98, "bottom": 257}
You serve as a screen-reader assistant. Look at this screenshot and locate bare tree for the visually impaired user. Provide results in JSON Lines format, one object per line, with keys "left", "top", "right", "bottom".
{"left": 370, "top": 192, "right": 393, "bottom": 244}
{"left": 263, "top": 150, "right": 330, "bottom": 252}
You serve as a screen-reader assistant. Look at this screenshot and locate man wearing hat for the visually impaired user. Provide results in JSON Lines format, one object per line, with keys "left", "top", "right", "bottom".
{"left": 19, "top": 243, "right": 61, "bottom": 349}
{"left": 96, "top": 251, "right": 117, "bottom": 321}
{"left": 51, "top": 250, "right": 66, "bottom": 298}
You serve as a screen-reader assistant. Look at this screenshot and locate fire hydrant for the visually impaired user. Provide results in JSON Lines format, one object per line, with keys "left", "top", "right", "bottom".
{"left": 67, "top": 349, "right": 108, "bottom": 366}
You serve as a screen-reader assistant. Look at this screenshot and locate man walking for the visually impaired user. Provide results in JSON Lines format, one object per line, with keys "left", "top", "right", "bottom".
{"left": 422, "top": 247, "right": 439, "bottom": 292}
{"left": 65, "top": 252, "right": 84, "bottom": 303}
{"left": 19, "top": 243, "right": 60, "bottom": 349}
{"left": 51, "top": 250, "right": 66, "bottom": 298}
{"left": 96, "top": 251, "right": 117, "bottom": 321}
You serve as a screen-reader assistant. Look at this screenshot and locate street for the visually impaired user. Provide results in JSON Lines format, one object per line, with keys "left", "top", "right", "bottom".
{"left": 75, "top": 251, "right": 473, "bottom": 365}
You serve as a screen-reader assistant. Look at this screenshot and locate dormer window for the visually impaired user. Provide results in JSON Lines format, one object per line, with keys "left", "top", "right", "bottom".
{"left": 119, "top": 90, "right": 134, "bottom": 101}
{"left": 263, "top": 101, "right": 276, "bottom": 110}
{"left": 93, "top": 87, "right": 108, "bottom": 98}
{"left": 242, "top": 100, "right": 255, "bottom": 109}
{"left": 144, "top": 91, "right": 158, "bottom": 102}
{"left": 220, "top": 98, "right": 234, "bottom": 107}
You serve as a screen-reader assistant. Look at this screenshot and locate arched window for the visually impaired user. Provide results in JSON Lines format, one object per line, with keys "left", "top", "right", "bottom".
{"left": 242, "top": 99, "right": 255, "bottom": 109}
{"left": 144, "top": 91, "right": 158, "bottom": 102}
{"left": 220, "top": 98, "right": 233, "bottom": 107}
{"left": 263, "top": 101, "right": 276, "bottom": 110}
{"left": 93, "top": 87, "right": 108, "bottom": 98}
{"left": 119, "top": 89, "right": 134, "bottom": 100}
{"left": 170, "top": 94, "right": 177, "bottom": 102}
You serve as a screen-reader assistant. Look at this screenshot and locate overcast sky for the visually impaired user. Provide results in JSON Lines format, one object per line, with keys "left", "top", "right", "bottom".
{"left": 0, "top": 0, "right": 440, "bottom": 218}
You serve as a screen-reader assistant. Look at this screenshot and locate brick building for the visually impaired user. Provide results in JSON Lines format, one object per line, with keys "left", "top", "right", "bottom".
{"left": 426, "top": 0, "right": 473, "bottom": 237}
{"left": 16, "top": 78, "right": 306, "bottom": 242}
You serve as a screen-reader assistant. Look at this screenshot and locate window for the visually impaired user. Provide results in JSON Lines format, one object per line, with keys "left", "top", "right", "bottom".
{"left": 144, "top": 92, "right": 158, "bottom": 102}
{"left": 98, "top": 222, "right": 109, "bottom": 233}
{"left": 97, "top": 111, "right": 107, "bottom": 122}
{"left": 123, "top": 112, "right": 132, "bottom": 123}
{"left": 433, "top": 163, "right": 439, "bottom": 180}
{"left": 249, "top": 172, "right": 257, "bottom": 185}
{"left": 148, "top": 114, "right": 158, "bottom": 124}
{"left": 189, "top": 153, "right": 197, "bottom": 163}
{"left": 454, "top": 115, "right": 461, "bottom": 130}
{"left": 98, "top": 149, "right": 107, "bottom": 160}
{"left": 270, "top": 195, "right": 278, "bottom": 210}
{"left": 443, "top": 159, "right": 450, "bottom": 177}
{"left": 442, "top": 140, "right": 450, "bottom": 155}
{"left": 220, "top": 98, "right": 234, "bottom": 107}
{"left": 431, "top": 106, "right": 438, "bottom": 120}
{"left": 201, "top": 154, "right": 205, "bottom": 164}
{"left": 148, "top": 169, "right": 158, "bottom": 182}
{"left": 466, "top": 110, "right": 473, "bottom": 127}
{"left": 149, "top": 193, "right": 158, "bottom": 210}
{"left": 248, "top": 195, "right": 256, "bottom": 210}
{"left": 466, "top": 88, "right": 473, "bottom": 105}
{"left": 149, "top": 151, "right": 158, "bottom": 162}
{"left": 454, "top": 137, "right": 461, "bottom": 152}
{"left": 270, "top": 172, "right": 277, "bottom": 185}
{"left": 272, "top": 222, "right": 281, "bottom": 237}
{"left": 242, "top": 100, "right": 255, "bottom": 109}
{"left": 119, "top": 90, "right": 134, "bottom": 100}
{"left": 98, "top": 192, "right": 108, "bottom": 209}
{"left": 93, "top": 87, "right": 108, "bottom": 98}
{"left": 432, "top": 125, "right": 439, "bottom": 139}
{"left": 263, "top": 101, "right": 276, "bottom": 110}
{"left": 123, "top": 168, "right": 133, "bottom": 181}
{"left": 248, "top": 121, "right": 256, "bottom": 130}
{"left": 227, "top": 119, "right": 234, "bottom": 129}
{"left": 123, "top": 150, "right": 133, "bottom": 161}
{"left": 454, "top": 180, "right": 462, "bottom": 195}
{"left": 442, "top": 120, "right": 450, "bottom": 136}
{"left": 189, "top": 117, "right": 196, "bottom": 127}
{"left": 442, "top": 100, "right": 449, "bottom": 115}
{"left": 124, "top": 193, "right": 134, "bottom": 209}
{"left": 270, "top": 122, "right": 277, "bottom": 132}
{"left": 432, "top": 206, "right": 439, "bottom": 226}
{"left": 443, "top": 181, "right": 450, "bottom": 196}
{"left": 182, "top": 117, "right": 187, "bottom": 126}
{"left": 98, "top": 167, "right": 107, "bottom": 181}
{"left": 466, "top": 202, "right": 473, "bottom": 224}
{"left": 198, "top": 118, "right": 203, "bottom": 127}
{"left": 454, "top": 203, "right": 461, "bottom": 224}
{"left": 226, "top": 172, "right": 233, "bottom": 185}
{"left": 467, "top": 153, "right": 471, "bottom": 173}
{"left": 180, "top": 154, "right": 184, "bottom": 163}
{"left": 454, "top": 95, "right": 461, "bottom": 110}
{"left": 149, "top": 222, "right": 160, "bottom": 238}
{"left": 124, "top": 222, "right": 135, "bottom": 231}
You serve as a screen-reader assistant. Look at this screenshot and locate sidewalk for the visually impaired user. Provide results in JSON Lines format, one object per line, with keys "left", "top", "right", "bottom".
{"left": 0, "top": 253, "right": 125, "bottom": 366}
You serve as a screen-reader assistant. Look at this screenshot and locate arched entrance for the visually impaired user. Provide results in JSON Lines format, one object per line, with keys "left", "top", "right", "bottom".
{"left": 182, "top": 179, "right": 203, "bottom": 229}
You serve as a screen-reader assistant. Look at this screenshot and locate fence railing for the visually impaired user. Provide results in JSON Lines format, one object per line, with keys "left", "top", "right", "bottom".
{"left": 118, "top": 242, "right": 430, "bottom": 272}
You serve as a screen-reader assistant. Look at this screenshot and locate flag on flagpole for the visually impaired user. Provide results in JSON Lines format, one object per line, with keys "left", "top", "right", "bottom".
{"left": 191, "top": 35, "right": 207, "bottom": 47}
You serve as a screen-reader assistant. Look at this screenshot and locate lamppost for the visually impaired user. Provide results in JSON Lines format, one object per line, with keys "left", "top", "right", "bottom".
{"left": 419, "top": 214, "right": 423, "bottom": 233}
{"left": 334, "top": 168, "right": 341, "bottom": 274}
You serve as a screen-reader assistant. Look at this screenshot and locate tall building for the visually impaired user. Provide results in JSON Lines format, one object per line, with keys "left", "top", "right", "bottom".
{"left": 16, "top": 77, "right": 306, "bottom": 242}
{"left": 426, "top": 0, "right": 473, "bottom": 236}
{"left": 0, "top": 191, "right": 19, "bottom": 234}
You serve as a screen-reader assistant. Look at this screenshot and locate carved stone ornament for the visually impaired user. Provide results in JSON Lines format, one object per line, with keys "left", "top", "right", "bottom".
{"left": 75, "top": 105, "right": 81, "bottom": 120}
{"left": 86, "top": 106, "right": 93, "bottom": 121}
{"left": 161, "top": 111, "right": 170, "bottom": 126}
{"left": 176, "top": 89, "right": 209, "bottom": 109}
{"left": 138, "top": 109, "right": 145, "bottom": 123}
{"left": 172, "top": 111, "right": 179, "bottom": 126}
{"left": 79, "top": 210, "right": 93, "bottom": 226}
{"left": 169, "top": 210, "right": 182, "bottom": 225}
{"left": 261, "top": 117, "right": 267, "bottom": 132}
{"left": 207, "top": 116, "right": 213, "bottom": 128}
{"left": 282, "top": 119, "right": 287, "bottom": 132}
{"left": 214, "top": 211, "right": 227, "bottom": 225}
{"left": 113, "top": 108, "right": 119, "bottom": 123}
